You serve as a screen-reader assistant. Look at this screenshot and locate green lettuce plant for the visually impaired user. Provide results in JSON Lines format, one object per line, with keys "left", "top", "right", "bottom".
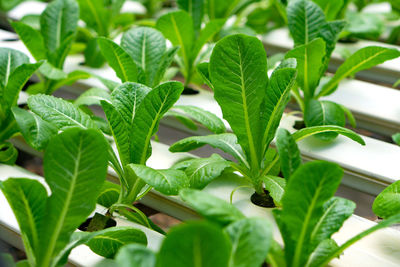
{"left": 285, "top": 0, "right": 400, "bottom": 140}
{"left": 11, "top": 0, "right": 91, "bottom": 95}
{"left": 0, "top": 128, "right": 148, "bottom": 266}
{"left": 156, "top": 9, "right": 225, "bottom": 92}
{"left": 180, "top": 162, "right": 400, "bottom": 267}
{"left": 0, "top": 48, "right": 42, "bottom": 164}
{"left": 97, "top": 26, "right": 178, "bottom": 88}
{"left": 11, "top": 80, "right": 225, "bottom": 231}
{"left": 170, "top": 33, "right": 365, "bottom": 205}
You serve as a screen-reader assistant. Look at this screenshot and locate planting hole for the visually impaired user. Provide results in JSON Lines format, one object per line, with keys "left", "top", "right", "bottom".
{"left": 250, "top": 191, "right": 276, "bottom": 208}
{"left": 79, "top": 212, "right": 116, "bottom": 232}
{"left": 182, "top": 87, "right": 199, "bottom": 95}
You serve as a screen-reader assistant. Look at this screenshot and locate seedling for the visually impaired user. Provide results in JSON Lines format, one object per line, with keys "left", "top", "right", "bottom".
{"left": 170, "top": 34, "right": 365, "bottom": 205}
{"left": 0, "top": 48, "right": 42, "bottom": 164}
{"left": 285, "top": 0, "right": 400, "bottom": 140}
{"left": 0, "top": 128, "right": 147, "bottom": 266}
{"left": 11, "top": 0, "right": 91, "bottom": 95}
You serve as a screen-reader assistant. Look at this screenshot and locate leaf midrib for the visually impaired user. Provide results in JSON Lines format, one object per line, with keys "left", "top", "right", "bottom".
{"left": 42, "top": 101, "right": 88, "bottom": 129}
{"left": 170, "top": 14, "right": 190, "bottom": 71}
{"left": 322, "top": 49, "right": 388, "bottom": 95}
{"left": 236, "top": 42, "right": 259, "bottom": 170}
{"left": 292, "top": 180, "right": 324, "bottom": 267}
{"left": 262, "top": 78, "right": 293, "bottom": 153}
{"left": 139, "top": 92, "right": 170, "bottom": 164}
{"left": 309, "top": 198, "right": 338, "bottom": 242}
{"left": 41, "top": 137, "right": 83, "bottom": 267}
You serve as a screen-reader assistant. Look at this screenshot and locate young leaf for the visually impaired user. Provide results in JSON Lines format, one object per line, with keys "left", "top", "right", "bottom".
{"left": 225, "top": 218, "right": 272, "bottom": 267}
{"left": 110, "top": 82, "right": 151, "bottom": 126}
{"left": 309, "top": 197, "right": 355, "bottom": 247}
{"left": 38, "top": 62, "right": 67, "bottom": 80}
{"left": 180, "top": 189, "right": 245, "bottom": 226}
{"left": 115, "top": 244, "right": 156, "bottom": 267}
{"left": 3, "top": 62, "right": 43, "bottom": 108}
{"left": 171, "top": 105, "right": 226, "bottom": 134}
{"left": 76, "top": 0, "right": 110, "bottom": 36}
{"left": 153, "top": 46, "right": 180, "bottom": 87}
{"left": 319, "top": 47, "right": 400, "bottom": 97}
{"left": 51, "top": 70, "right": 91, "bottom": 93}
{"left": 74, "top": 87, "right": 111, "bottom": 107}
{"left": 285, "top": 38, "right": 325, "bottom": 98}
{"left": 12, "top": 107, "right": 58, "bottom": 150}
{"left": 304, "top": 99, "right": 345, "bottom": 141}
{"left": 292, "top": 125, "right": 365, "bottom": 145}
{"left": 262, "top": 175, "right": 286, "bottom": 206}
{"left": 37, "top": 128, "right": 109, "bottom": 266}
{"left": 0, "top": 178, "right": 47, "bottom": 266}
{"left": 317, "top": 214, "right": 400, "bottom": 267}
{"left": 169, "top": 133, "right": 248, "bottom": 167}
{"left": 157, "top": 221, "right": 231, "bottom": 267}
{"left": 318, "top": 20, "right": 346, "bottom": 71}
{"left": 261, "top": 68, "right": 297, "bottom": 152}
{"left": 184, "top": 154, "right": 231, "bottom": 189}
{"left": 306, "top": 239, "right": 338, "bottom": 267}
{"left": 276, "top": 128, "right": 301, "bottom": 179}
{"left": 40, "top": 0, "right": 79, "bottom": 63}
{"left": 97, "top": 37, "right": 138, "bottom": 82}
{"left": 156, "top": 11, "right": 194, "bottom": 76}
{"left": 192, "top": 19, "right": 225, "bottom": 60}
{"left": 126, "top": 164, "right": 189, "bottom": 195}
{"left": 373, "top": 180, "right": 400, "bottom": 219}
{"left": 0, "top": 142, "right": 18, "bottom": 165}
{"left": 197, "top": 62, "right": 213, "bottom": 89}
{"left": 28, "top": 94, "right": 96, "bottom": 130}
{"left": 313, "top": 0, "right": 343, "bottom": 20}
{"left": 121, "top": 27, "right": 166, "bottom": 86}
{"left": 101, "top": 100, "right": 131, "bottom": 168}
{"left": 177, "top": 0, "right": 204, "bottom": 34}
{"left": 0, "top": 48, "right": 29, "bottom": 87}
{"left": 287, "top": 0, "right": 326, "bottom": 46}
{"left": 87, "top": 227, "right": 147, "bottom": 258}
{"left": 278, "top": 161, "right": 343, "bottom": 267}
{"left": 130, "top": 81, "right": 183, "bottom": 164}
{"left": 97, "top": 181, "right": 120, "bottom": 208}
{"left": 11, "top": 21, "right": 46, "bottom": 61}
{"left": 210, "top": 34, "right": 268, "bottom": 168}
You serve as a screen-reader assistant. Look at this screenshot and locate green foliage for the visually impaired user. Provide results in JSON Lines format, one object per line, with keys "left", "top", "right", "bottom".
{"left": 87, "top": 227, "right": 147, "bottom": 258}
{"left": 285, "top": 0, "right": 400, "bottom": 140}
{"left": 171, "top": 34, "right": 363, "bottom": 202}
{"left": 156, "top": 10, "right": 225, "bottom": 87}
{"left": 373, "top": 181, "right": 400, "bottom": 219}
{"left": 76, "top": 0, "right": 133, "bottom": 68}
{"left": 0, "top": 48, "right": 42, "bottom": 164}
{"left": 98, "top": 27, "right": 178, "bottom": 87}
{"left": 0, "top": 128, "right": 109, "bottom": 266}
{"left": 12, "top": 0, "right": 88, "bottom": 94}
{"left": 180, "top": 189, "right": 245, "bottom": 226}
